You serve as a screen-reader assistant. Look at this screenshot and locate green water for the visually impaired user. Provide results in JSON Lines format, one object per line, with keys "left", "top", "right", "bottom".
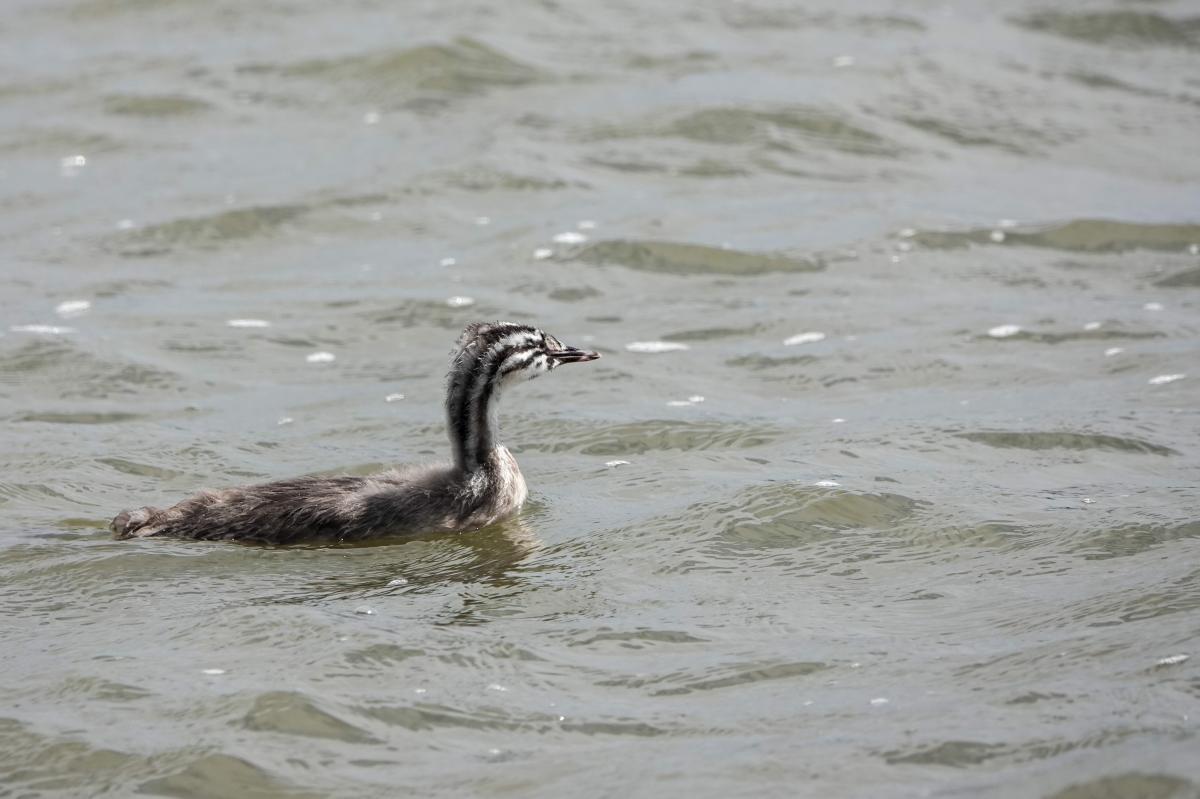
{"left": 1, "top": 1, "right": 1198, "bottom": 796}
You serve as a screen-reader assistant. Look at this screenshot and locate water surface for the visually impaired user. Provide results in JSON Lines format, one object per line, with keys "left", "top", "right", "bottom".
{"left": 2, "top": 0, "right": 1199, "bottom": 796}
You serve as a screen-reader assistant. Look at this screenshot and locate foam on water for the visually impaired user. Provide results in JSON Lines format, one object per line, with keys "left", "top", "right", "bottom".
{"left": 625, "top": 341, "right": 689, "bottom": 353}
{"left": 3, "top": 2, "right": 1199, "bottom": 797}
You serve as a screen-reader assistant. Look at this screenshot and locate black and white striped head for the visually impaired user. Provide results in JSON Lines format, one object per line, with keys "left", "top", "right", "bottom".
{"left": 449, "top": 322, "right": 600, "bottom": 392}
{"left": 446, "top": 322, "right": 599, "bottom": 469}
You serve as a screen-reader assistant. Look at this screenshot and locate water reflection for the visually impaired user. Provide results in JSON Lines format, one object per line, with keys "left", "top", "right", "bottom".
{"left": 250, "top": 517, "right": 543, "bottom": 609}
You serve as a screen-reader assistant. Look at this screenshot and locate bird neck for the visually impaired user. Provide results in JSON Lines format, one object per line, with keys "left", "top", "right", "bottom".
{"left": 445, "top": 363, "right": 503, "bottom": 473}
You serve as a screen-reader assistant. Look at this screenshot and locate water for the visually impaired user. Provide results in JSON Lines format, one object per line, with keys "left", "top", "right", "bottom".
{"left": 2, "top": 0, "right": 1199, "bottom": 796}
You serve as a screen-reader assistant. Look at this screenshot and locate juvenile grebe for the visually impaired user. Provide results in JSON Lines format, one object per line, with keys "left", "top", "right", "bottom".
{"left": 110, "top": 322, "right": 599, "bottom": 543}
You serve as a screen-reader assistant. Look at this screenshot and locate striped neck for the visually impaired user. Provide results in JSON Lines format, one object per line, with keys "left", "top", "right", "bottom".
{"left": 445, "top": 370, "right": 502, "bottom": 473}
{"left": 445, "top": 332, "right": 528, "bottom": 472}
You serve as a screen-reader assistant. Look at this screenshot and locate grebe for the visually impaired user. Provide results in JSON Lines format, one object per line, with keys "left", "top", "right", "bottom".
{"left": 110, "top": 322, "right": 599, "bottom": 544}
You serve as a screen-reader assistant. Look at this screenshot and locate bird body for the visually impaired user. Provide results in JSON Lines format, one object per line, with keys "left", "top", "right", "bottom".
{"left": 111, "top": 323, "right": 597, "bottom": 544}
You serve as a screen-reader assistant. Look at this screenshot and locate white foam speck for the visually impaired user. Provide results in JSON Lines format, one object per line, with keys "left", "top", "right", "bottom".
{"left": 814, "top": 480, "right": 841, "bottom": 487}
{"left": 870, "top": 697, "right": 890, "bottom": 706}
{"left": 1189, "top": 244, "right": 1199, "bottom": 255}
{"left": 605, "top": 460, "right": 630, "bottom": 467}
{"left": 687, "top": 395, "right": 705, "bottom": 403}
{"left": 783, "top": 331, "right": 826, "bottom": 346}
{"left": 387, "top": 577, "right": 409, "bottom": 587}
{"left": 385, "top": 393, "right": 405, "bottom": 402}
{"left": 1143, "top": 302, "right": 1164, "bottom": 311}
{"left": 354, "top": 606, "right": 375, "bottom": 615}
{"left": 832, "top": 55, "right": 855, "bottom": 67}
{"left": 306, "top": 351, "right": 336, "bottom": 363}
{"left": 474, "top": 216, "right": 491, "bottom": 226}
{"left": 666, "top": 400, "right": 693, "bottom": 407}
{"left": 577, "top": 220, "right": 596, "bottom": 230}
{"left": 201, "top": 668, "right": 226, "bottom": 675}
{"left": 446, "top": 296, "right": 475, "bottom": 308}
{"left": 989, "top": 230, "right": 1006, "bottom": 243}
{"left": 413, "top": 687, "right": 427, "bottom": 694}
{"left": 832, "top": 418, "right": 846, "bottom": 424}
{"left": 276, "top": 417, "right": 294, "bottom": 426}
{"left": 55, "top": 300, "right": 91, "bottom": 318}
{"left": 116, "top": 218, "right": 136, "bottom": 230}
{"left": 890, "top": 254, "right": 902, "bottom": 264}
{"left": 896, "top": 240, "right": 912, "bottom": 252}
{"left": 60, "top": 154, "right": 86, "bottom": 177}
{"left": 1157, "top": 654, "right": 1190, "bottom": 667}
{"left": 227, "top": 318, "right": 270, "bottom": 328}
{"left": 363, "top": 110, "right": 381, "bottom": 125}
{"left": 439, "top": 257, "right": 457, "bottom": 267}
{"left": 11, "top": 324, "right": 73, "bottom": 335}
{"left": 552, "top": 231, "right": 587, "bottom": 245}
{"left": 533, "top": 247, "right": 554, "bottom": 260}
{"left": 1104, "top": 347, "right": 1124, "bottom": 357}
{"left": 487, "top": 683, "right": 509, "bottom": 692}
{"left": 625, "top": 341, "right": 688, "bottom": 353}
{"left": 998, "top": 218, "right": 1018, "bottom": 228}
{"left": 1083, "top": 321, "right": 1101, "bottom": 331}
{"left": 898, "top": 228, "right": 916, "bottom": 238}
{"left": 1081, "top": 497, "right": 1095, "bottom": 504}
{"left": 1148, "top": 373, "right": 1185, "bottom": 386}
{"left": 987, "top": 324, "right": 1021, "bottom": 338}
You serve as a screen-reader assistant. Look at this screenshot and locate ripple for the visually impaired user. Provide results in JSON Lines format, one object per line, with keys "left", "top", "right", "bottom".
{"left": 976, "top": 327, "right": 1165, "bottom": 345}
{"left": 725, "top": 353, "right": 818, "bottom": 372}
{"left": 139, "top": 753, "right": 321, "bottom": 799}
{"left": 431, "top": 164, "right": 579, "bottom": 192}
{"left": 567, "top": 628, "right": 708, "bottom": 648}
{"left": 571, "top": 240, "right": 822, "bottom": 276}
{"left": 912, "top": 220, "right": 1200, "bottom": 253}
{"left": 0, "top": 716, "right": 144, "bottom": 797}
{"left": 14, "top": 411, "right": 144, "bottom": 424}
{"left": 260, "top": 37, "right": 544, "bottom": 96}
{"left": 661, "top": 324, "right": 764, "bottom": 342}
{"left": 662, "top": 106, "right": 897, "bottom": 156}
{"left": 712, "top": 484, "right": 926, "bottom": 551}
{"left": 109, "top": 203, "right": 308, "bottom": 254}
{"left": 0, "top": 126, "right": 125, "bottom": 156}
{"left": 242, "top": 691, "right": 378, "bottom": 742}
{"left": 0, "top": 340, "right": 175, "bottom": 402}
{"left": 1065, "top": 774, "right": 1197, "bottom": 799}
{"left": 516, "top": 419, "right": 783, "bottom": 455}
{"left": 884, "top": 740, "right": 1005, "bottom": 766}
{"left": 598, "top": 659, "right": 828, "bottom": 696}
{"left": 367, "top": 298, "right": 507, "bottom": 329}
{"left": 955, "top": 431, "right": 1179, "bottom": 456}
{"left": 899, "top": 113, "right": 1070, "bottom": 155}
{"left": 1014, "top": 11, "right": 1200, "bottom": 49}
{"left": 342, "top": 643, "right": 424, "bottom": 667}
{"left": 358, "top": 702, "right": 532, "bottom": 733}
{"left": 103, "top": 93, "right": 211, "bottom": 117}
{"left": 1156, "top": 267, "right": 1200, "bottom": 287}
{"left": 647, "top": 482, "right": 929, "bottom": 571}
{"left": 1071, "top": 520, "right": 1200, "bottom": 561}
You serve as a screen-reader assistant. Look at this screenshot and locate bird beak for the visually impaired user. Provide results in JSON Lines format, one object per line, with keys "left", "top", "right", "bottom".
{"left": 552, "top": 346, "right": 601, "bottom": 364}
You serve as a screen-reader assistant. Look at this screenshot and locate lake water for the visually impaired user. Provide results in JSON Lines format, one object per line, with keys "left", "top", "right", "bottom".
{"left": 2, "top": 1, "right": 1199, "bottom": 796}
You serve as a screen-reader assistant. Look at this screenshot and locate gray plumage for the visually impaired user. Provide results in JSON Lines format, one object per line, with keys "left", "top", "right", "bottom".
{"left": 110, "top": 322, "right": 599, "bottom": 544}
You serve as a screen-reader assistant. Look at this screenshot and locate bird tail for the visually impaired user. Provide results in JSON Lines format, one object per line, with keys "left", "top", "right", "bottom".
{"left": 110, "top": 507, "right": 159, "bottom": 539}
